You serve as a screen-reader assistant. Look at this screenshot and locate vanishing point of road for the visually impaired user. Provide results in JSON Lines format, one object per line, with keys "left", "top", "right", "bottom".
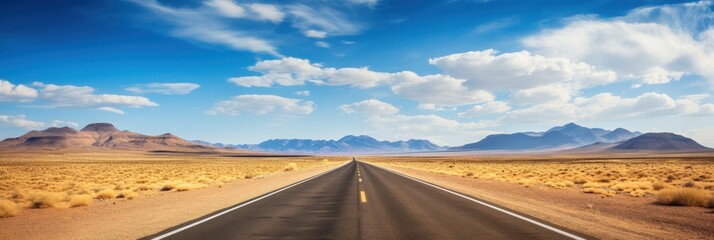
{"left": 144, "top": 159, "right": 590, "bottom": 240}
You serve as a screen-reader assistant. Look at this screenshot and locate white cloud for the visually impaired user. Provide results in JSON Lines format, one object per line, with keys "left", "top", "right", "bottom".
{"left": 33, "top": 82, "right": 158, "bottom": 108}
{"left": 316, "top": 41, "right": 330, "bottom": 48}
{"left": 205, "top": 0, "right": 245, "bottom": 18}
{"left": 0, "top": 115, "right": 45, "bottom": 130}
{"left": 501, "top": 92, "right": 714, "bottom": 123}
{"left": 340, "top": 99, "right": 498, "bottom": 145}
{"left": 228, "top": 57, "right": 392, "bottom": 88}
{"left": 474, "top": 17, "right": 517, "bottom": 33}
{"left": 458, "top": 101, "right": 511, "bottom": 117}
{"left": 287, "top": 4, "right": 362, "bottom": 36}
{"left": 390, "top": 72, "right": 494, "bottom": 108}
{"left": 0, "top": 80, "right": 38, "bottom": 102}
{"left": 349, "top": 0, "right": 379, "bottom": 7}
{"left": 0, "top": 115, "right": 79, "bottom": 130}
{"left": 509, "top": 84, "right": 573, "bottom": 105}
{"left": 304, "top": 30, "right": 328, "bottom": 38}
{"left": 339, "top": 99, "right": 399, "bottom": 116}
{"left": 248, "top": 3, "right": 284, "bottom": 23}
{"left": 523, "top": 1, "right": 714, "bottom": 87}
{"left": 125, "top": 82, "right": 200, "bottom": 95}
{"left": 429, "top": 49, "right": 617, "bottom": 90}
{"left": 97, "top": 107, "right": 126, "bottom": 115}
{"left": 294, "top": 90, "right": 310, "bottom": 96}
{"left": 50, "top": 120, "right": 79, "bottom": 128}
{"left": 206, "top": 94, "right": 314, "bottom": 115}
{"left": 132, "top": 0, "right": 280, "bottom": 56}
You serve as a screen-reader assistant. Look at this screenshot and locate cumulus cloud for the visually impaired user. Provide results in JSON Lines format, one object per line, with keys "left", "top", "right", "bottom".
{"left": 509, "top": 84, "right": 573, "bottom": 105}
{"left": 33, "top": 82, "right": 158, "bottom": 108}
{"left": 429, "top": 49, "right": 617, "bottom": 90}
{"left": 0, "top": 115, "right": 45, "bottom": 130}
{"left": 125, "top": 82, "right": 200, "bottom": 95}
{"left": 339, "top": 99, "right": 399, "bottom": 116}
{"left": 97, "top": 107, "right": 126, "bottom": 115}
{"left": 131, "top": 0, "right": 280, "bottom": 56}
{"left": 206, "top": 94, "right": 314, "bottom": 115}
{"left": 523, "top": 1, "right": 714, "bottom": 86}
{"left": 458, "top": 101, "right": 511, "bottom": 117}
{"left": 228, "top": 57, "right": 391, "bottom": 88}
{"left": 390, "top": 72, "right": 493, "bottom": 109}
{"left": 0, "top": 80, "right": 38, "bottom": 102}
{"left": 501, "top": 92, "right": 714, "bottom": 123}
{"left": 340, "top": 99, "right": 498, "bottom": 145}
{"left": 0, "top": 115, "right": 79, "bottom": 130}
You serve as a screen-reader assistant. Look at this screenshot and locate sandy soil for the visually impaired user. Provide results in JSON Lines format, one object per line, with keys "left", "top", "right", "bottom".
{"left": 0, "top": 162, "right": 344, "bottom": 240}
{"left": 369, "top": 163, "right": 714, "bottom": 240}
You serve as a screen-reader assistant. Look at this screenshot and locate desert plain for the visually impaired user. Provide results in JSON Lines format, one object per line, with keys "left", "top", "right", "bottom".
{"left": 0, "top": 151, "right": 713, "bottom": 239}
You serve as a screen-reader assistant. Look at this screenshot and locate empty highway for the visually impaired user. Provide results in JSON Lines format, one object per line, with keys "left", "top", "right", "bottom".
{"left": 144, "top": 160, "right": 588, "bottom": 240}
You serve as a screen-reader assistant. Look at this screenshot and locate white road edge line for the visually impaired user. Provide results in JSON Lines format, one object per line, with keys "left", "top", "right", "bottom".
{"left": 151, "top": 161, "right": 352, "bottom": 240}
{"left": 363, "top": 162, "right": 586, "bottom": 240}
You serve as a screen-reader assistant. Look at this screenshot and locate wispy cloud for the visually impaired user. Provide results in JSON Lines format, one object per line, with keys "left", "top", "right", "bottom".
{"left": 126, "top": 82, "right": 200, "bottom": 95}
{"left": 130, "top": 0, "right": 281, "bottom": 56}
{"left": 206, "top": 94, "right": 314, "bottom": 115}
{"left": 474, "top": 17, "right": 517, "bottom": 33}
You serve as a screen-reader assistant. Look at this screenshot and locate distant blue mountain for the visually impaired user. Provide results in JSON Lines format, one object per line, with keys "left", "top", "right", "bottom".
{"left": 192, "top": 135, "right": 443, "bottom": 153}
{"left": 453, "top": 123, "right": 641, "bottom": 151}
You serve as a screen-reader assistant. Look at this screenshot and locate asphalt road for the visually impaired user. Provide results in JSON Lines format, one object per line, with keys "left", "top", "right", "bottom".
{"left": 145, "top": 160, "right": 588, "bottom": 240}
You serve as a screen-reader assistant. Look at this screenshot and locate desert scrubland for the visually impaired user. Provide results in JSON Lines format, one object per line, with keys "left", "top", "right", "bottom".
{"left": 364, "top": 154, "right": 714, "bottom": 239}
{"left": 0, "top": 151, "right": 338, "bottom": 218}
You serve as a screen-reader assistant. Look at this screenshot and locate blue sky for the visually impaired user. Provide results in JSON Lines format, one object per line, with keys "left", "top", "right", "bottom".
{"left": 1, "top": 0, "right": 713, "bottom": 146}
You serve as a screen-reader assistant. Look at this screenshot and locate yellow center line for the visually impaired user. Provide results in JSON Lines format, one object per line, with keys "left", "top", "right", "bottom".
{"left": 360, "top": 191, "right": 367, "bottom": 203}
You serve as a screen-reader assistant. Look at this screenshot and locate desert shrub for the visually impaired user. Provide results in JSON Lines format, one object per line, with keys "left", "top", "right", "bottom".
{"left": 95, "top": 189, "right": 116, "bottom": 199}
{"left": 657, "top": 188, "right": 712, "bottom": 207}
{"left": 116, "top": 190, "right": 138, "bottom": 200}
{"left": 0, "top": 199, "right": 20, "bottom": 217}
{"left": 573, "top": 177, "right": 588, "bottom": 184}
{"left": 69, "top": 194, "right": 93, "bottom": 207}
{"left": 160, "top": 182, "right": 177, "bottom": 191}
{"left": 283, "top": 163, "right": 299, "bottom": 171}
{"left": 653, "top": 181, "right": 671, "bottom": 190}
{"left": 26, "top": 191, "right": 69, "bottom": 208}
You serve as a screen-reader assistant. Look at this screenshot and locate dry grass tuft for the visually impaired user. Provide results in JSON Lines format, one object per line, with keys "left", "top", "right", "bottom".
{"left": 95, "top": 189, "right": 116, "bottom": 200}
{"left": 657, "top": 188, "right": 713, "bottom": 207}
{"left": 116, "top": 190, "right": 138, "bottom": 200}
{"left": 0, "top": 199, "right": 21, "bottom": 217}
{"left": 283, "top": 162, "right": 299, "bottom": 171}
{"left": 175, "top": 183, "right": 204, "bottom": 192}
{"left": 69, "top": 194, "right": 93, "bottom": 207}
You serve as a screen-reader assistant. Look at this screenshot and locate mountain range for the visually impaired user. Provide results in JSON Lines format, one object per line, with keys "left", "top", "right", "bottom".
{"left": 193, "top": 135, "right": 444, "bottom": 154}
{"left": 0, "top": 123, "right": 208, "bottom": 151}
{"left": 452, "top": 123, "right": 642, "bottom": 151}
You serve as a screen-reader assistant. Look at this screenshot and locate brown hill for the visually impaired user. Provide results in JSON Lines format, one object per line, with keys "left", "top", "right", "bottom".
{"left": 0, "top": 123, "right": 209, "bottom": 151}
{"left": 611, "top": 132, "right": 711, "bottom": 151}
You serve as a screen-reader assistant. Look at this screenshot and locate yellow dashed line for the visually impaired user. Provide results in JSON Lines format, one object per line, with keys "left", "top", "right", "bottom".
{"left": 360, "top": 191, "right": 367, "bottom": 203}
{"left": 359, "top": 178, "right": 362, "bottom": 182}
